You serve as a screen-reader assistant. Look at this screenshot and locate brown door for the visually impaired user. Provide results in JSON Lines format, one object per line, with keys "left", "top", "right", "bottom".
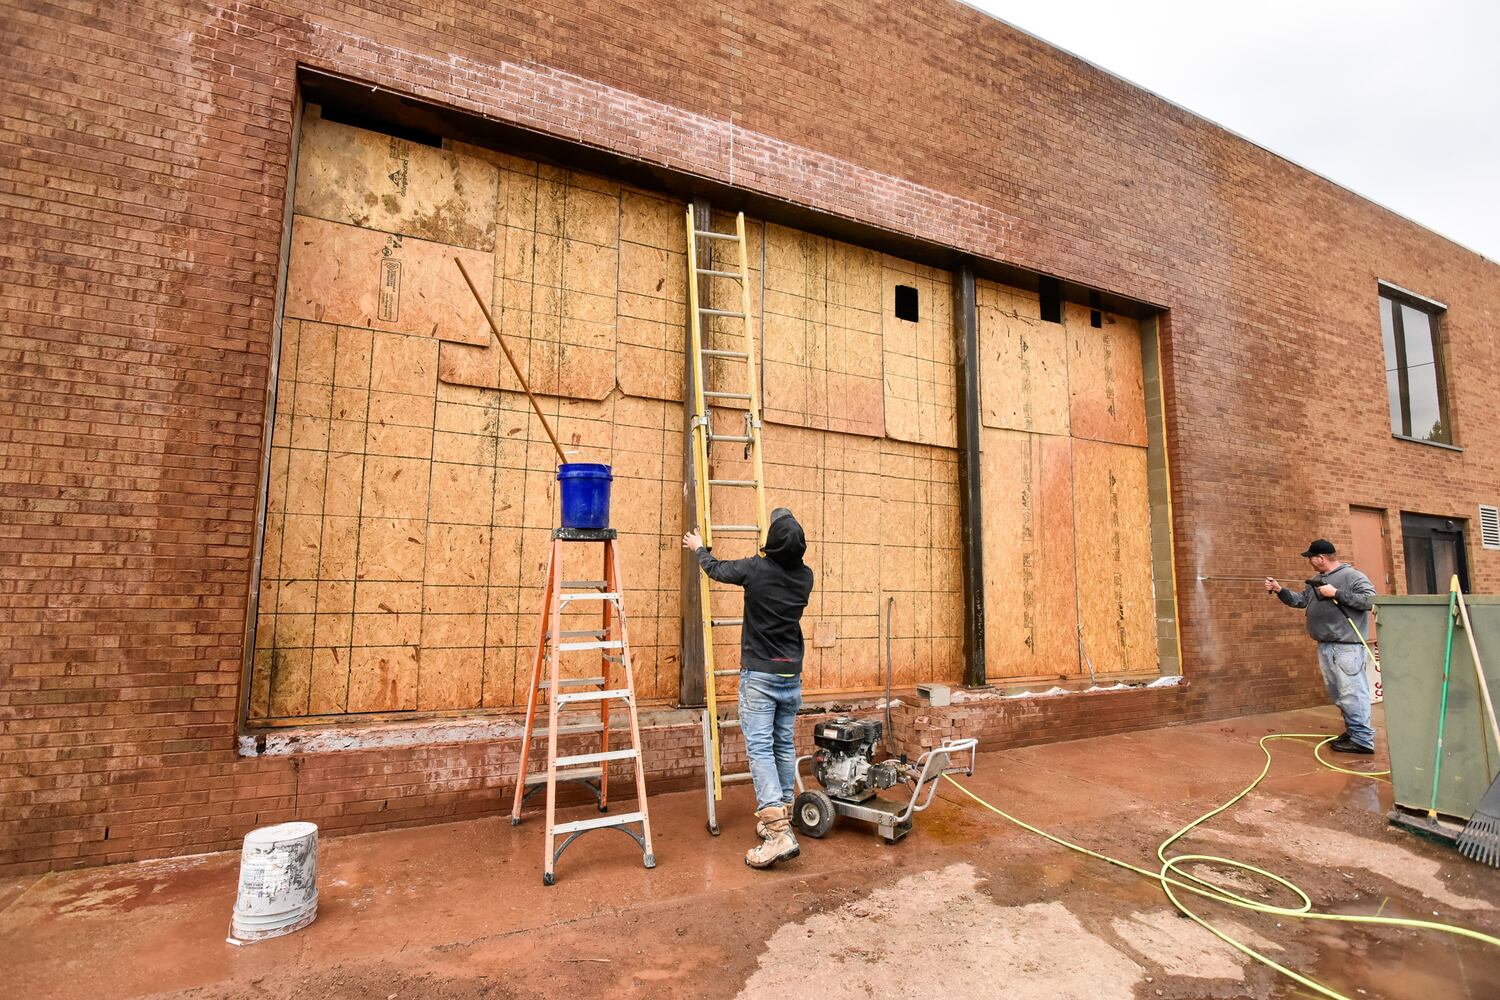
{"left": 1350, "top": 507, "right": 1391, "bottom": 640}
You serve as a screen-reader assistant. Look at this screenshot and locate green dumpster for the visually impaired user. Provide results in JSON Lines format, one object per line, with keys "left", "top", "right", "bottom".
{"left": 1374, "top": 594, "right": 1500, "bottom": 840}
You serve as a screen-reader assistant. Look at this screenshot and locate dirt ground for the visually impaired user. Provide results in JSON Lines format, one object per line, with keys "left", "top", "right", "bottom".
{"left": 3, "top": 705, "right": 1498, "bottom": 999}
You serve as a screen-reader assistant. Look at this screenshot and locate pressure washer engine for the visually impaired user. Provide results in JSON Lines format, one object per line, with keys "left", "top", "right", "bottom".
{"left": 791, "top": 715, "right": 977, "bottom": 843}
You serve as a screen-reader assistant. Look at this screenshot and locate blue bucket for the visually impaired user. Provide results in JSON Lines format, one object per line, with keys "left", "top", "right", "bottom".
{"left": 557, "top": 463, "right": 613, "bottom": 529}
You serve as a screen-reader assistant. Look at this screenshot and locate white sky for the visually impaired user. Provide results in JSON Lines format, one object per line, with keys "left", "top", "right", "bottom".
{"left": 966, "top": 1, "right": 1500, "bottom": 262}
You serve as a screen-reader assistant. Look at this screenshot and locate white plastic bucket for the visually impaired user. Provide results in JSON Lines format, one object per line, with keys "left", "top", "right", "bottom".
{"left": 228, "top": 821, "right": 319, "bottom": 944}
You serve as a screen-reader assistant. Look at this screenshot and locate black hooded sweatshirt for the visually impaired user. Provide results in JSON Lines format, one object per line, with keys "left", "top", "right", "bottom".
{"left": 695, "top": 509, "right": 815, "bottom": 675}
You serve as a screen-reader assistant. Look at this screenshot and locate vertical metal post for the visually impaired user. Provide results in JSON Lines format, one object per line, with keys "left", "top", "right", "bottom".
{"left": 954, "top": 261, "right": 986, "bottom": 687}
{"left": 679, "top": 199, "right": 713, "bottom": 708}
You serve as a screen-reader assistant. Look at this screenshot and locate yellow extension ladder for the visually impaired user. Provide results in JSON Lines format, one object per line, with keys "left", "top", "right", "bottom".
{"left": 684, "top": 207, "right": 770, "bottom": 835}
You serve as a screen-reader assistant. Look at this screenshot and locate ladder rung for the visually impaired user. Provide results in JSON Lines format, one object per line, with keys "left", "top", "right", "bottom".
{"left": 556, "top": 748, "right": 639, "bottom": 768}
{"left": 703, "top": 391, "right": 751, "bottom": 400}
{"left": 711, "top": 618, "right": 743, "bottom": 627}
{"left": 710, "top": 525, "right": 759, "bottom": 533}
{"left": 713, "top": 669, "right": 738, "bottom": 677}
{"left": 557, "top": 640, "right": 624, "bottom": 653}
{"left": 718, "top": 718, "right": 742, "bottom": 730}
{"left": 539, "top": 675, "right": 605, "bottom": 689}
{"left": 531, "top": 723, "right": 606, "bottom": 738}
{"left": 698, "top": 308, "right": 745, "bottom": 317}
{"left": 710, "top": 433, "right": 751, "bottom": 443}
{"left": 525, "top": 766, "right": 602, "bottom": 785}
{"left": 552, "top": 810, "right": 646, "bottom": 836}
{"left": 555, "top": 688, "right": 632, "bottom": 705}
{"left": 560, "top": 629, "right": 607, "bottom": 639}
{"left": 562, "top": 579, "right": 608, "bottom": 590}
{"left": 694, "top": 230, "right": 738, "bottom": 241}
{"left": 720, "top": 771, "right": 753, "bottom": 783}
{"left": 700, "top": 349, "right": 749, "bottom": 359}
{"left": 558, "top": 592, "right": 622, "bottom": 604}
{"left": 696, "top": 268, "right": 742, "bottom": 278}
{"left": 709, "top": 479, "right": 757, "bottom": 487}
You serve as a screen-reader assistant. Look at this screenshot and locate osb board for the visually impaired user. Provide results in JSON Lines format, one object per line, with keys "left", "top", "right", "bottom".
{"left": 700, "top": 424, "right": 964, "bottom": 703}
{"left": 977, "top": 281, "right": 1070, "bottom": 436}
{"left": 1071, "top": 438, "right": 1158, "bottom": 676}
{"left": 251, "top": 350, "right": 693, "bottom": 721}
{"left": 882, "top": 257, "right": 956, "bottom": 448}
{"left": 1066, "top": 302, "right": 1147, "bottom": 447}
{"left": 760, "top": 224, "right": 884, "bottom": 438}
{"left": 617, "top": 189, "right": 689, "bottom": 402}
{"left": 980, "top": 428, "right": 1080, "bottom": 679}
{"left": 294, "top": 114, "right": 499, "bottom": 251}
{"left": 284, "top": 215, "right": 492, "bottom": 346}
{"left": 438, "top": 154, "right": 620, "bottom": 400}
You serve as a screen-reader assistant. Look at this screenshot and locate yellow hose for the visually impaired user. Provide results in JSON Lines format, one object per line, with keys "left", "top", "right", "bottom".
{"left": 943, "top": 733, "right": 1499, "bottom": 1000}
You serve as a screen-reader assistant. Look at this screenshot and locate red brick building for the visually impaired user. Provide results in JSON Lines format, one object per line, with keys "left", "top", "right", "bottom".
{"left": 3, "top": 2, "right": 1497, "bottom": 874}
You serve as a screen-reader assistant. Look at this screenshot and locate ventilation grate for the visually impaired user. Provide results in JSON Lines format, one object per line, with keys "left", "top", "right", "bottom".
{"left": 1480, "top": 504, "right": 1500, "bottom": 549}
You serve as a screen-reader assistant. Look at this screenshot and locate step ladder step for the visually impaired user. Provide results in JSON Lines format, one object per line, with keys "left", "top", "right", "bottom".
{"left": 557, "top": 639, "right": 624, "bottom": 653}
{"left": 560, "top": 629, "right": 607, "bottom": 639}
{"left": 696, "top": 268, "right": 743, "bottom": 278}
{"left": 703, "top": 391, "right": 751, "bottom": 400}
{"left": 562, "top": 579, "right": 608, "bottom": 590}
{"left": 711, "top": 617, "right": 743, "bottom": 627}
{"left": 708, "top": 479, "right": 756, "bottom": 487}
{"left": 698, "top": 307, "right": 745, "bottom": 317}
{"left": 710, "top": 524, "right": 759, "bottom": 533}
{"left": 558, "top": 592, "right": 622, "bottom": 604}
{"left": 556, "top": 747, "right": 639, "bottom": 767}
{"left": 555, "top": 688, "right": 632, "bottom": 705}
{"left": 531, "top": 722, "right": 607, "bottom": 738}
{"left": 694, "top": 230, "right": 738, "bottom": 241}
{"left": 538, "top": 675, "right": 605, "bottom": 689}
{"left": 700, "top": 349, "right": 749, "bottom": 359}
{"left": 524, "top": 766, "right": 602, "bottom": 786}
{"left": 552, "top": 810, "right": 646, "bottom": 836}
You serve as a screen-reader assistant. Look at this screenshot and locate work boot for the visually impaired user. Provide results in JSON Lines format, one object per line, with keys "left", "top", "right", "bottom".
{"left": 757, "top": 800, "right": 794, "bottom": 839}
{"left": 745, "top": 805, "right": 800, "bottom": 869}
{"left": 1329, "top": 737, "right": 1375, "bottom": 755}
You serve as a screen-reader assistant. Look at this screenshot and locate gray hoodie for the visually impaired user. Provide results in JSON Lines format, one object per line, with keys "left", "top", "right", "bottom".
{"left": 1275, "top": 562, "right": 1376, "bottom": 644}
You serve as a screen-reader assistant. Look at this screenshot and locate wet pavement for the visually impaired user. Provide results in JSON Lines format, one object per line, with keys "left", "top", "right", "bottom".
{"left": 3, "top": 705, "right": 1497, "bottom": 999}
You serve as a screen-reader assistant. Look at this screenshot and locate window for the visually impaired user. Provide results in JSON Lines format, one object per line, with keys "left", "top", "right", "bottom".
{"left": 1400, "top": 513, "right": 1469, "bottom": 594}
{"left": 1039, "top": 276, "right": 1061, "bottom": 324}
{"left": 894, "top": 284, "right": 919, "bottom": 322}
{"left": 1380, "top": 286, "right": 1451, "bottom": 444}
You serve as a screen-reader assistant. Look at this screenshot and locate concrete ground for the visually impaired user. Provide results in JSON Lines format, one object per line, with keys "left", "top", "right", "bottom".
{"left": 3, "top": 705, "right": 1498, "bottom": 1000}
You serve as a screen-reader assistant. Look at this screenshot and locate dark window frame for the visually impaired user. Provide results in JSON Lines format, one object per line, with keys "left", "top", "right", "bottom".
{"left": 1380, "top": 284, "right": 1453, "bottom": 446}
{"left": 1399, "top": 512, "right": 1470, "bottom": 594}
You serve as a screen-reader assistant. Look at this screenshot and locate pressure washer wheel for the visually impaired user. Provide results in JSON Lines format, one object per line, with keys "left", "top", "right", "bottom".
{"left": 792, "top": 789, "right": 837, "bottom": 838}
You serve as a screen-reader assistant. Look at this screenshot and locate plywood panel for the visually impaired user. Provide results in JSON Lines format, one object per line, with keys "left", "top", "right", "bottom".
{"left": 284, "top": 215, "right": 492, "bottom": 345}
{"left": 1072, "top": 438, "right": 1157, "bottom": 675}
{"left": 978, "top": 280, "right": 1069, "bottom": 435}
{"left": 882, "top": 258, "right": 955, "bottom": 447}
{"left": 295, "top": 115, "right": 499, "bottom": 251}
{"left": 981, "top": 428, "right": 1079, "bottom": 680}
{"left": 1066, "top": 303, "right": 1147, "bottom": 446}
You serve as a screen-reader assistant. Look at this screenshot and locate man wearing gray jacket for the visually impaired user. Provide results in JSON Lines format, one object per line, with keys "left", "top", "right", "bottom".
{"left": 1265, "top": 539, "right": 1378, "bottom": 754}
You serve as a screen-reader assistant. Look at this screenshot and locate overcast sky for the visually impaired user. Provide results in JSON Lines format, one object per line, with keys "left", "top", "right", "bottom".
{"left": 967, "top": 0, "right": 1500, "bottom": 263}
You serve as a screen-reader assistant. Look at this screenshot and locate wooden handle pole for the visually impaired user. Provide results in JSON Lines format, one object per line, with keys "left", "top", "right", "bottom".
{"left": 454, "top": 257, "right": 568, "bottom": 465}
{"left": 1455, "top": 586, "right": 1500, "bottom": 753}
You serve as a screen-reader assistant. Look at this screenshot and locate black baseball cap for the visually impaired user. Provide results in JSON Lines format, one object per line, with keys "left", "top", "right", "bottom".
{"left": 1300, "top": 539, "right": 1336, "bottom": 558}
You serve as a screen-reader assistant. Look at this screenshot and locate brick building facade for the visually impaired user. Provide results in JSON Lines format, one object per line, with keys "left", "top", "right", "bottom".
{"left": 3, "top": 1, "right": 1497, "bottom": 874}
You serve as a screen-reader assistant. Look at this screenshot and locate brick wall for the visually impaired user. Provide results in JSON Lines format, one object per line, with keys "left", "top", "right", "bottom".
{"left": 2, "top": 1, "right": 1497, "bottom": 874}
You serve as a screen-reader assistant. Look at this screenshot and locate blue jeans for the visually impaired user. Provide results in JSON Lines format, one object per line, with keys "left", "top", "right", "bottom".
{"left": 739, "top": 670, "right": 802, "bottom": 811}
{"left": 1317, "top": 642, "right": 1375, "bottom": 749}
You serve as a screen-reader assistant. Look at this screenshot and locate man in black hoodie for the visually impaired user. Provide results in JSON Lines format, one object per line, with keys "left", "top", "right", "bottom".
{"left": 683, "top": 507, "right": 814, "bottom": 869}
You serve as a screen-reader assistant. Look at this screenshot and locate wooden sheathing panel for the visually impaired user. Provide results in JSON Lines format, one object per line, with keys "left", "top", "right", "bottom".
{"left": 616, "top": 188, "right": 688, "bottom": 401}
{"left": 1072, "top": 438, "right": 1158, "bottom": 676}
{"left": 293, "top": 115, "right": 499, "bottom": 251}
{"left": 977, "top": 281, "right": 1070, "bottom": 435}
{"left": 979, "top": 428, "right": 1079, "bottom": 680}
{"left": 1066, "top": 302, "right": 1147, "bottom": 446}
{"left": 760, "top": 224, "right": 884, "bottom": 437}
{"left": 882, "top": 257, "right": 956, "bottom": 447}
{"left": 283, "top": 216, "right": 492, "bottom": 346}
{"left": 438, "top": 153, "right": 618, "bottom": 399}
